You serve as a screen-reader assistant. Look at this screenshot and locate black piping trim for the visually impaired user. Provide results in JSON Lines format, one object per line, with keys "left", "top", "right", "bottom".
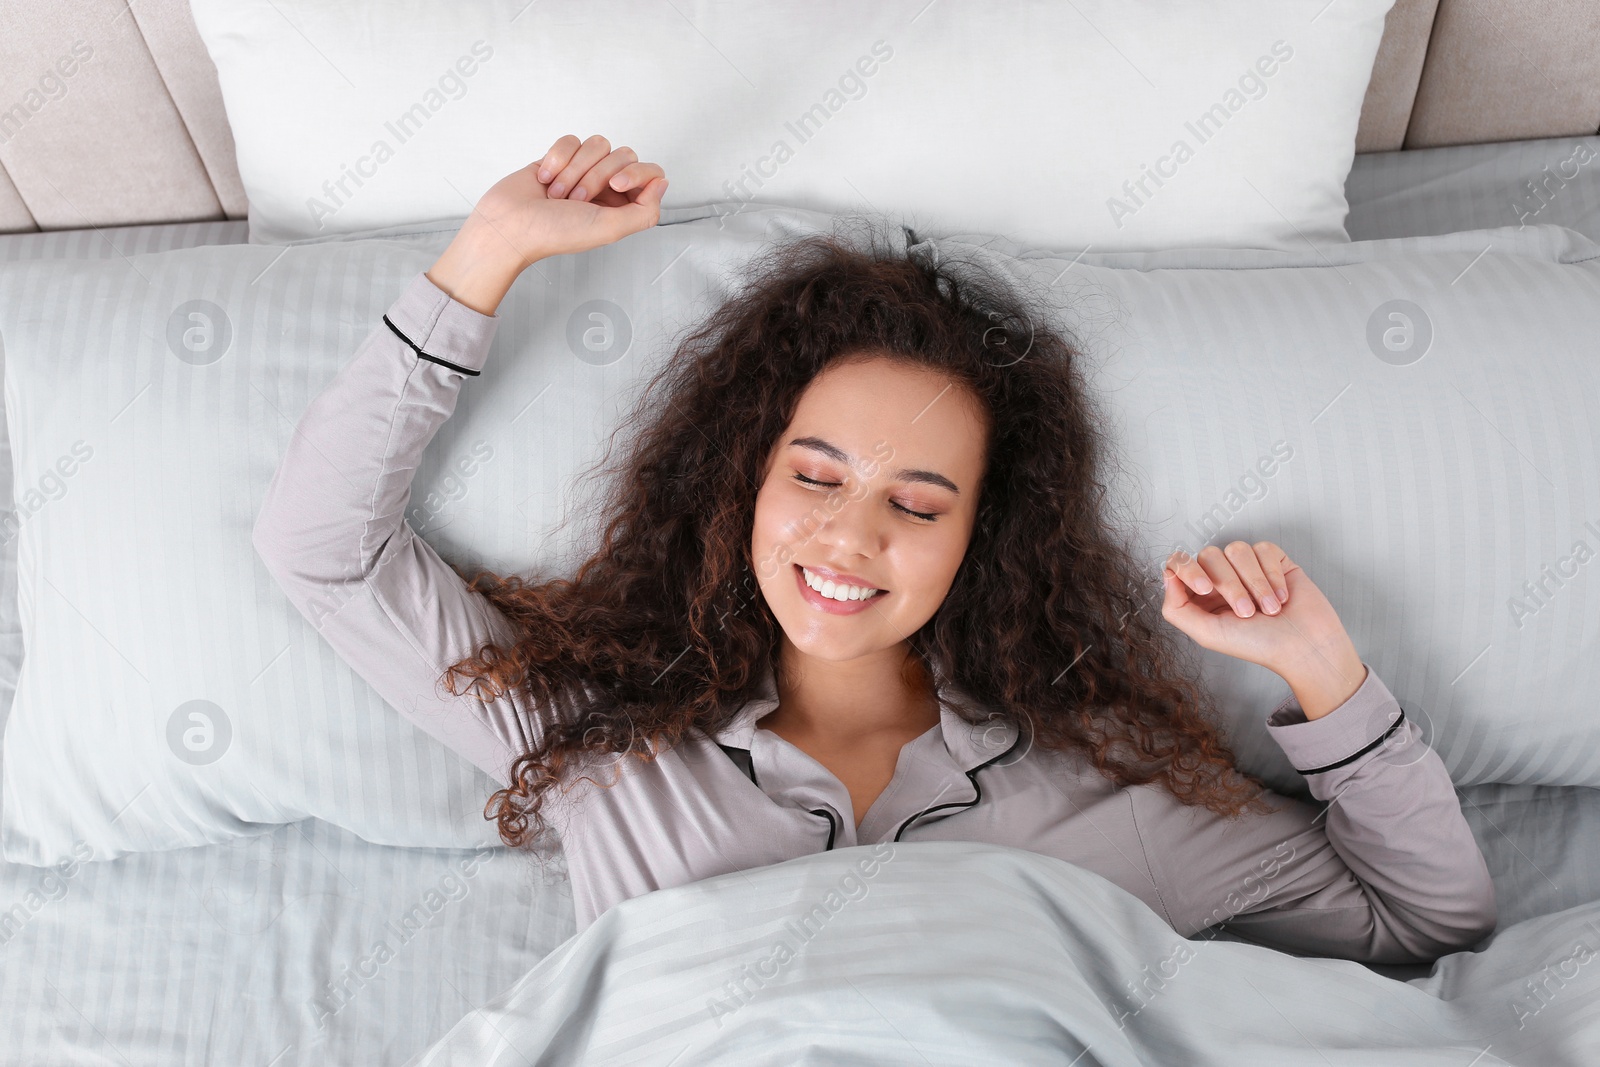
{"left": 720, "top": 743, "right": 836, "bottom": 850}
{"left": 808, "top": 807, "right": 839, "bottom": 851}
{"left": 717, "top": 744, "right": 757, "bottom": 787}
{"left": 383, "top": 314, "right": 481, "bottom": 376}
{"left": 892, "top": 724, "right": 1027, "bottom": 842}
{"left": 1295, "top": 707, "right": 1407, "bottom": 776}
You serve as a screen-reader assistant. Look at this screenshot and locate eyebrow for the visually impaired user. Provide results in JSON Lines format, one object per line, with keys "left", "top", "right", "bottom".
{"left": 786, "top": 436, "right": 962, "bottom": 495}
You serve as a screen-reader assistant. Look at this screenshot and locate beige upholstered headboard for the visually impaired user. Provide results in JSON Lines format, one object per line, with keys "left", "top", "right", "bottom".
{"left": 1, "top": 0, "right": 1598, "bottom": 235}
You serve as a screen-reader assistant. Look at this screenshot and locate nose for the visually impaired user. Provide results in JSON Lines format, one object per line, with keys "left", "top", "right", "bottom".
{"left": 814, "top": 480, "right": 881, "bottom": 559}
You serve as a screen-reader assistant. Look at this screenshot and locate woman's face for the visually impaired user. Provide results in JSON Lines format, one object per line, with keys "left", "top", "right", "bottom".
{"left": 751, "top": 354, "right": 989, "bottom": 663}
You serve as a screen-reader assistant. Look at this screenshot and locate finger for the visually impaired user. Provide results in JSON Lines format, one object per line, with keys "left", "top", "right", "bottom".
{"left": 536, "top": 135, "right": 583, "bottom": 185}
{"left": 1161, "top": 569, "right": 1195, "bottom": 620}
{"left": 1160, "top": 570, "right": 1188, "bottom": 611}
{"left": 546, "top": 134, "right": 612, "bottom": 198}
{"left": 639, "top": 174, "right": 669, "bottom": 208}
{"left": 613, "top": 167, "right": 668, "bottom": 216}
{"left": 1160, "top": 570, "right": 1223, "bottom": 646}
{"left": 594, "top": 175, "right": 668, "bottom": 242}
{"left": 1225, "top": 541, "right": 1280, "bottom": 615}
{"left": 568, "top": 146, "right": 639, "bottom": 204}
{"left": 1197, "top": 544, "right": 1254, "bottom": 618}
{"left": 1253, "top": 540, "right": 1290, "bottom": 603}
{"left": 1164, "top": 549, "right": 1214, "bottom": 596}
{"left": 606, "top": 160, "right": 665, "bottom": 195}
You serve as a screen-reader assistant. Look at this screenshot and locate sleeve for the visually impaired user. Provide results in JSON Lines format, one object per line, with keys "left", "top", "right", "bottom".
{"left": 1130, "top": 663, "right": 1498, "bottom": 965}
{"left": 251, "top": 270, "right": 544, "bottom": 788}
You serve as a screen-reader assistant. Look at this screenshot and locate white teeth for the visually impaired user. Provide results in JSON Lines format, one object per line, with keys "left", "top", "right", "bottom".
{"left": 801, "top": 566, "right": 881, "bottom": 602}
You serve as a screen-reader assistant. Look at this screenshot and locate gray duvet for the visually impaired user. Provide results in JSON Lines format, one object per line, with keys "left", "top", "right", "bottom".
{"left": 410, "top": 841, "right": 1599, "bottom": 1066}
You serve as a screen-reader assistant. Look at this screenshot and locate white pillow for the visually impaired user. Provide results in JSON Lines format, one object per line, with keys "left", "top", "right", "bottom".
{"left": 188, "top": 0, "right": 1394, "bottom": 252}
{"left": 0, "top": 204, "right": 835, "bottom": 865}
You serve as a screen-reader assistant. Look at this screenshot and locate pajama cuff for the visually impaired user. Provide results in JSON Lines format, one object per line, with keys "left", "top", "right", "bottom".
{"left": 1264, "top": 664, "right": 1407, "bottom": 775}
{"left": 383, "top": 270, "right": 500, "bottom": 375}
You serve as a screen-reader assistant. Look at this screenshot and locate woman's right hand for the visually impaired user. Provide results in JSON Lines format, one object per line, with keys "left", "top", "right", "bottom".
{"left": 427, "top": 134, "right": 669, "bottom": 315}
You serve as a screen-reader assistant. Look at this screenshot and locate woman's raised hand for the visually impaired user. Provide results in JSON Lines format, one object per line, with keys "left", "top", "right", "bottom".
{"left": 484, "top": 134, "right": 668, "bottom": 262}
{"left": 1160, "top": 541, "right": 1356, "bottom": 681}
{"left": 427, "top": 133, "right": 668, "bottom": 315}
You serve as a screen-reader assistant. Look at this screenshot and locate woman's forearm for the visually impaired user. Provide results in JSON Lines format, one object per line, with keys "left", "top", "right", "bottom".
{"left": 1277, "top": 634, "right": 1366, "bottom": 720}
{"left": 426, "top": 220, "right": 538, "bottom": 316}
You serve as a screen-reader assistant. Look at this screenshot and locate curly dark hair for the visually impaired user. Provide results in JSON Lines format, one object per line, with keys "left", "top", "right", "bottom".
{"left": 441, "top": 216, "right": 1274, "bottom": 853}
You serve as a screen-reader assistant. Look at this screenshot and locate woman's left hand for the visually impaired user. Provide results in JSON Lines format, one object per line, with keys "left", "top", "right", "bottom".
{"left": 1160, "top": 541, "right": 1353, "bottom": 678}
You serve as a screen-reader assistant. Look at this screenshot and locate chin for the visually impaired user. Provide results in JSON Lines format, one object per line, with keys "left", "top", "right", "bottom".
{"left": 780, "top": 628, "right": 889, "bottom": 662}
{"left": 776, "top": 599, "right": 922, "bottom": 664}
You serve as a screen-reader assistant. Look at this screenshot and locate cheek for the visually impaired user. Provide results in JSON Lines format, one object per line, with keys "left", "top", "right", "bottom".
{"left": 749, "top": 484, "right": 791, "bottom": 582}
{"left": 899, "top": 528, "right": 971, "bottom": 602}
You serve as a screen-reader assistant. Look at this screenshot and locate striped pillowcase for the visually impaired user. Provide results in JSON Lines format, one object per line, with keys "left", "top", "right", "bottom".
{"left": 0, "top": 205, "right": 822, "bottom": 864}
{"left": 939, "top": 223, "right": 1600, "bottom": 795}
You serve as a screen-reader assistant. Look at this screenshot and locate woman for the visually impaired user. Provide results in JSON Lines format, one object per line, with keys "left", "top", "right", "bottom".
{"left": 253, "top": 134, "right": 1496, "bottom": 964}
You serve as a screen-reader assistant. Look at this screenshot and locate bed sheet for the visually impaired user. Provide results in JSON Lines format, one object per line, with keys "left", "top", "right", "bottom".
{"left": 0, "top": 814, "right": 577, "bottom": 1064}
{"left": 1345, "top": 133, "right": 1600, "bottom": 243}
{"left": 3, "top": 168, "right": 1600, "bottom": 1060}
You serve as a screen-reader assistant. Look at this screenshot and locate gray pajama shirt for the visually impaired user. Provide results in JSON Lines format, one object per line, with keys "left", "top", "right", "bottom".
{"left": 252, "top": 271, "right": 1498, "bottom": 963}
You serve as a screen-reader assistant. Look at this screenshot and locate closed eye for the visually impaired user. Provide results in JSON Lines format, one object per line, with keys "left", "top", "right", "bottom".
{"left": 792, "top": 472, "right": 939, "bottom": 522}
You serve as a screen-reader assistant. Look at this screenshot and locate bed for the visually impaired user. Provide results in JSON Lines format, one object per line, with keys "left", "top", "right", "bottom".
{"left": 2, "top": 1, "right": 1600, "bottom": 1064}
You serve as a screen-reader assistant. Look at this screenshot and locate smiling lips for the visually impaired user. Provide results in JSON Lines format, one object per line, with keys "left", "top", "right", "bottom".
{"left": 794, "top": 563, "right": 887, "bottom": 615}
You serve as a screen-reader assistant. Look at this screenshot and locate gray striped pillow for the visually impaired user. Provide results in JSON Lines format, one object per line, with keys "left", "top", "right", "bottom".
{"left": 934, "top": 221, "right": 1600, "bottom": 795}
{"left": 0, "top": 204, "right": 836, "bottom": 864}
